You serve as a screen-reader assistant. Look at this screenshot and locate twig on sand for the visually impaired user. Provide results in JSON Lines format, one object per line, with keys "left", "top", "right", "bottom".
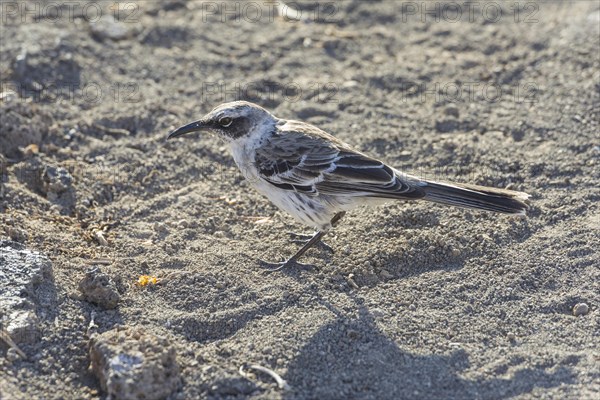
{"left": 86, "top": 258, "right": 112, "bottom": 265}
{"left": 0, "top": 328, "right": 27, "bottom": 359}
{"left": 86, "top": 311, "right": 99, "bottom": 337}
{"left": 239, "top": 364, "right": 291, "bottom": 391}
{"left": 346, "top": 273, "right": 360, "bottom": 290}
{"left": 92, "top": 123, "right": 130, "bottom": 136}
{"left": 92, "top": 230, "right": 108, "bottom": 246}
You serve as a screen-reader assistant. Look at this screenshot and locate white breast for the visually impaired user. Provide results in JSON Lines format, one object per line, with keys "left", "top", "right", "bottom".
{"left": 228, "top": 124, "right": 351, "bottom": 230}
{"left": 229, "top": 139, "right": 330, "bottom": 229}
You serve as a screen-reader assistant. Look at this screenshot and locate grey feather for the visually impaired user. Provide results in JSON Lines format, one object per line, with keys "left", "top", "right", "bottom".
{"left": 254, "top": 122, "right": 425, "bottom": 199}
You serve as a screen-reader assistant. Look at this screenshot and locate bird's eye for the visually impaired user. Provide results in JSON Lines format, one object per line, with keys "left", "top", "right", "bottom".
{"left": 219, "top": 117, "right": 233, "bottom": 127}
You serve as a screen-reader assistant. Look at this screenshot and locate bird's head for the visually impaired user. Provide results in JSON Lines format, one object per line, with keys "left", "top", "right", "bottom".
{"left": 167, "top": 101, "right": 275, "bottom": 143}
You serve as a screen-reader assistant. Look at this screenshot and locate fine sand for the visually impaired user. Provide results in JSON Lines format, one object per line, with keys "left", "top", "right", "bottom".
{"left": 1, "top": 1, "right": 599, "bottom": 399}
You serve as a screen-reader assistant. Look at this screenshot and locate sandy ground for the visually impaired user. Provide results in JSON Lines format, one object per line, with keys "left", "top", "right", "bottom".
{"left": 1, "top": 1, "right": 599, "bottom": 399}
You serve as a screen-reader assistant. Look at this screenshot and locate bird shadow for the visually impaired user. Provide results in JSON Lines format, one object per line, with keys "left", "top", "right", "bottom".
{"left": 267, "top": 239, "right": 466, "bottom": 284}
{"left": 281, "top": 291, "right": 574, "bottom": 400}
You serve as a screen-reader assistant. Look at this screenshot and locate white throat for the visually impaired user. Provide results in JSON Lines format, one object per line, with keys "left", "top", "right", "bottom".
{"left": 229, "top": 116, "right": 277, "bottom": 181}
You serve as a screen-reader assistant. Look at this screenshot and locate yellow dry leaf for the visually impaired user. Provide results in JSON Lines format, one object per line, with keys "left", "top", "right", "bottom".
{"left": 22, "top": 144, "right": 39, "bottom": 156}
{"left": 137, "top": 275, "right": 159, "bottom": 286}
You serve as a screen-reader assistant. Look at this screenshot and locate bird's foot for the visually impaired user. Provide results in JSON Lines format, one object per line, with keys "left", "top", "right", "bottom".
{"left": 287, "top": 232, "right": 334, "bottom": 253}
{"left": 258, "top": 258, "right": 317, "bottom": 273}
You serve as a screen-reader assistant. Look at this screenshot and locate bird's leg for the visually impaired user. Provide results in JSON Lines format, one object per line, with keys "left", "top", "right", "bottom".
{"left": 287, "top": 211, "right": 346, "bottom": 261}
{"left": 261, "top": 231, "right": 326, "bottom": 272}
{"left": 288, "top": 231, "right": 334, "bottom": 252}
{"left": 261, "top": 212, "right": 346, "bottom": 272}
{"left": 286, "top": 230, "right": 326, "bottom": 263}
{"left": 330, "top": 211, "right": 346, "bottom": 226}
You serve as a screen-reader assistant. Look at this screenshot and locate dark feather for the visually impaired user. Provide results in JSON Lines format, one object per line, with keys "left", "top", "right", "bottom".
{"left": 422, "top": 181, "right": 529, "bottom": 214}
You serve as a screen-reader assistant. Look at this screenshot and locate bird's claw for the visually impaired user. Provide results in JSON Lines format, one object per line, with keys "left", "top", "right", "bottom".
{"left": 259, "top": 260, "right": 291, "bottom": 273}
{"left": 258, "top": 258, "right": 317, "bottom": 273}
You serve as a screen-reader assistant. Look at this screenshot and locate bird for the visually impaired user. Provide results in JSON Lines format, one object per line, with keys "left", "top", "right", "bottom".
{"left": 167, "top": 101, "right": 529, "bottom": 271}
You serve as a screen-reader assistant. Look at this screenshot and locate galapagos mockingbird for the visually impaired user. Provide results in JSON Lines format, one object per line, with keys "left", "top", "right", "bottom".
{"left": 168, "top": 101, "right": 529, "bottom": 271}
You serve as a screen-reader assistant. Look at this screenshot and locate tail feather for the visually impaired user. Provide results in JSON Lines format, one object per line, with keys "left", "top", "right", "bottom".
{"left": 421, "top": 180, "right": 530, "bottom": 215}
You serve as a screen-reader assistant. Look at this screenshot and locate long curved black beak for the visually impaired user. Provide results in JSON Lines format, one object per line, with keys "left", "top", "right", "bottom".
{"left": 167, "top": 120, "right": 209, "bottom": 139}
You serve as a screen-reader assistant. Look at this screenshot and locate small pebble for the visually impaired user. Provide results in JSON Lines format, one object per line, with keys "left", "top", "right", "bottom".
{"left": 7, "top": 347, "right": 22, "bottom": 362}
{"left": 444, "top": 106, "right": 460, "bottom": 118}
{"left": 507, "top": 332, "right": 516, "bottom": 341}
{"left": 371, "top": 308, "right": 385, "bottom": 318}
{"left": 90, "top": 15, "right": 131, "bottom": 41}
{"left": 379, "top": 269, "right": 393, "bottom": 280}
{"left": 573, "top": 303, "right": 589, "bottom": 316}
{"left": 89, "top": 327, "right": 179, "bottom": 399}
{"left": 22, "top": 144, "right": 39, "bottom": 157}
{"left": 346, "top": 274, "right": 359, "bottom": 290}
{"left": 154, "top": 222, "right": 169, "bottom": 234}
{"left": 0, "top": 90, "right": 17, "bottom": 102}
{"left": 78, "top": 266, "right": 120, "bottom": 309}
{"left": 93, "top": 230, "right": 108, "bottom": 246}
{"left": 7, "top": 226, "right": 28, "bottom": 242}
{"left": 346, "top": 329, "right": 360, "bottom": 339}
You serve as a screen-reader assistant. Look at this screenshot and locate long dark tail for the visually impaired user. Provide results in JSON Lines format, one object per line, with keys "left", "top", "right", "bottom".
{"left": 421, "top": 180, "right": 530, "bottom": 215}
